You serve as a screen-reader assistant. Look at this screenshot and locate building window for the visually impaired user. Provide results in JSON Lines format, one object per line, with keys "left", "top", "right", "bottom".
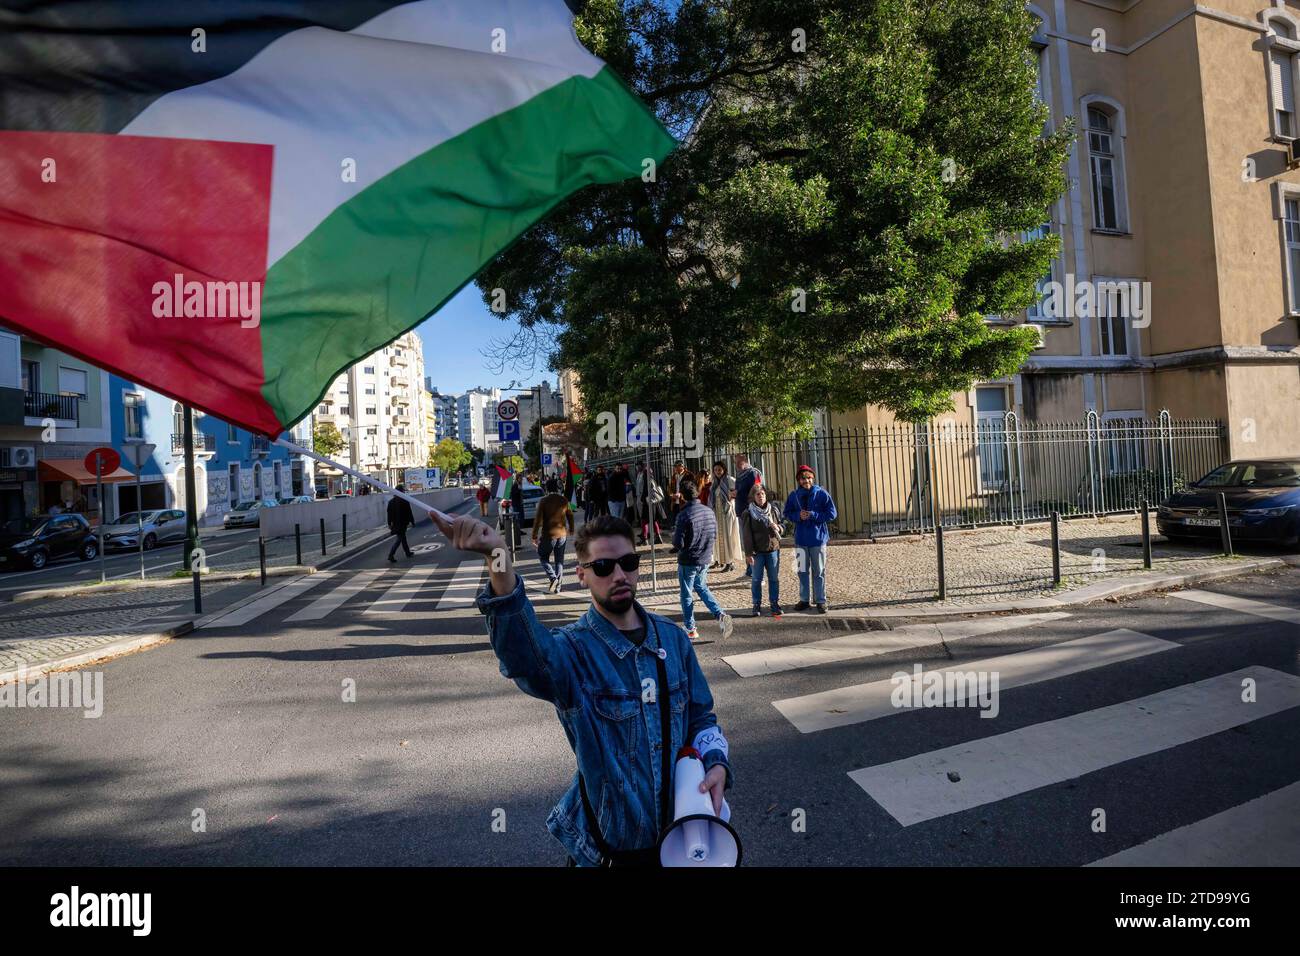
{"left": 227, "top": 423, "right": 238, "bottom": 443}
{"left": 1269, "top": 20, "right": 1299, "bottom": 139}
{"left": 363, "top": 366, "right": 375, "bottom": 375}
{"left": 317, "top": 404, "right": 328, "bottom": 415}
{"left": 1102, "top": 414, "right": 1146, "bottom": 474}
{"left": 1285, "top": 198, "right": 1300, "bottom": 313}
{"left": 1087, "top": 107, "right": 1125, "bottom": 232}
{"left": 1024, "top": 221, "right": 1056, "bottom": 322}
{"left": 365, "top": 386, "right": 375, "bottom": 395}
{"left": 975, "top": 386, "right": 1009, "bottom": 491}
{"left": 21, "top": 359, "right": 39, "bottom": 393}
{"left": 366, "top": 406, "right": 377, "bottom": 416}
{"left": 123, "top": 394, "right": 144, "bottom": 440}
{"left": 340, "top": 406, "right": 350, "bottom": 416}
{"left": 1095, "top": 280, "right": 1132, "bottom": 356}
{"left": 173, "top": 402, "right": 184, "bottom": 435}
{"left": 58, "top": 366, "right": 88, "bottom": 399}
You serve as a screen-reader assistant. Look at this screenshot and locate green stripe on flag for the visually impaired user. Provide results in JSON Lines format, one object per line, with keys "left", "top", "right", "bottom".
{"left": 259, "top": 66, "right": 675, "bottom": 428}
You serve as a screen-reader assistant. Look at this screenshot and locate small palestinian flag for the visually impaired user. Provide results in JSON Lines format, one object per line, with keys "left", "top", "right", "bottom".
{"left": 494, "top": 464, "right": 512, "bottom": 501}
{"left": 0, "top": 1, "right": 675, "bottom": 437}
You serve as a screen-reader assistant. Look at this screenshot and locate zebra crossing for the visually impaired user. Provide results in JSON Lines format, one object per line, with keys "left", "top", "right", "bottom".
{"left": 201, "top": 558, "right": 592, "bottom": 629}
{"left": 733, "top": 590, "right": 1300, "bottom": 865}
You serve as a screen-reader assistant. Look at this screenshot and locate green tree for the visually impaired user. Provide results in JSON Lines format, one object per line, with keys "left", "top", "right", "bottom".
{"left": 430, "top": 437, "right": 472, "bottom": 474}
{"left": 313, "top": 421, "right": 346, "bottom": 459}
{"left": 477, "top": 0, "right": 1071, "bottom": 442}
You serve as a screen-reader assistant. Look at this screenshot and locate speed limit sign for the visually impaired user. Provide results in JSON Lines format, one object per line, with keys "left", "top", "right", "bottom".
{"left": 497, "top": 399, "right": 519, "bottom": 421}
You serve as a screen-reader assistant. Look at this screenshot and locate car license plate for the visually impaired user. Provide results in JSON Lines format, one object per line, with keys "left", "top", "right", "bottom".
{"left": 1184, "top": 517, "right": 1220, "bottom": 527}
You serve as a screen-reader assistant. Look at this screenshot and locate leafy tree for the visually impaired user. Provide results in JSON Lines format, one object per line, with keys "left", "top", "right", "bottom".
{"left": 430, "top": 437, "right": 472, "bottom": 473}
{"left": 477, "top": 0, "right": 1071, "bottom": 442}
{"left": 313, "top": 421, "right": 346, "bottom": 459}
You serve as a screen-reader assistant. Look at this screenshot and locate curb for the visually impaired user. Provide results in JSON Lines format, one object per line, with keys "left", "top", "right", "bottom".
{"left": 0, "top": 618, "right": 194, "bottom": 686}
{"left": 825, "top": 557, "right": 1289, "bottom": 622}
{"left": 9, "top": 565, "right": 315, "bottom": 603}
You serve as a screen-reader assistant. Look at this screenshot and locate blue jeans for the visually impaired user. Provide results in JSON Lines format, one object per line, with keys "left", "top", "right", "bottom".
{"left": 678, "top": 564, "right": 724, "bottom": 632}
{"left": 750, "top": 551, "right": 779, "bottom": 607}
{"left": 538, "top": 536, "right": 566, "bottom": 585}
{"left": 609, "top": 500, "right": 625, "bottom": 519}
{"left": 797, "top": 545, "right": 827, "bottom": 604}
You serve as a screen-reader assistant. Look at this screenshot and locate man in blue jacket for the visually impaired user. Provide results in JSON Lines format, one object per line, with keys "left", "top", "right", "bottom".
{"left": 673, "top": 479, "right": 735, "bottom": 642}
{"left": 435, "top": 509, "right": 734, "bottom": 866}
{"left": 783, "top": 464, "right": 838, "bottom": 613}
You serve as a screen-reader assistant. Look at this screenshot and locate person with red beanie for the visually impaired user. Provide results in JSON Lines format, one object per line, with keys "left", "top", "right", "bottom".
{"left": 783, "top": 463, "right": 837, "bottom": 613}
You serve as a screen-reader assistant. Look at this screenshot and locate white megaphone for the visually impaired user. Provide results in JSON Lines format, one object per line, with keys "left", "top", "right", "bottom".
{"left": 657, "top": 747, "right": 742, "bottom": 867}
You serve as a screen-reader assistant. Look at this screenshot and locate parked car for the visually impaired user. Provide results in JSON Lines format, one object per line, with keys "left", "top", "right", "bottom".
{"left": 498, "top": 483, "right": 546, "bottom": 530}
{"left": 101, "top": 509, "right": 187, "bottom": 551}
{"left": 279, "top": 495, "right": 314, "bottom": 505}
{"left": 1158, "top": 459, "right": 1300, "bottom": 547}
{"left": 222, "top": 499, "right": 279, "bottom": 529}
{"left": 0, "top": 513, "right": 98, "bottom": 570}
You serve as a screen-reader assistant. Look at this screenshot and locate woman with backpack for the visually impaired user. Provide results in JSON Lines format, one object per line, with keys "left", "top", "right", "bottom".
{"left": 739, "top": 483, "right": 784, "bottom": 618}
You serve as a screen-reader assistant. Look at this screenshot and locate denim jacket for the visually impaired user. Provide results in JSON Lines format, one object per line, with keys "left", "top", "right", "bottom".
{"left": 476, "top": 572, "right": 733, "bottom": 866}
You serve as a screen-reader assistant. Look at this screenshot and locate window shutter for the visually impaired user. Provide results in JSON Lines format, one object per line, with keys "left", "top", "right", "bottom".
{"left": 1272, "top": 51, "right": 1295, "bottom": 114}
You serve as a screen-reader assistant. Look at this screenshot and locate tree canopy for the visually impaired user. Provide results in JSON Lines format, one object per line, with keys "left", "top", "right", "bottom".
{"left": 475, "top": 0, "right": 1070, "bottom": 443}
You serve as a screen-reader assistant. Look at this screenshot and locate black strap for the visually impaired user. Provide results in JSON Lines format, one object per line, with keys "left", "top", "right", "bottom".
{"left": 578, "top": 620, "right": 674, "bottom": 867}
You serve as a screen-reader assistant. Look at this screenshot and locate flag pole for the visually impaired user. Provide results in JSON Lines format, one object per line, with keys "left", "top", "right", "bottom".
{"left": 273, "top": 438, "right": 455, "bottom": 525}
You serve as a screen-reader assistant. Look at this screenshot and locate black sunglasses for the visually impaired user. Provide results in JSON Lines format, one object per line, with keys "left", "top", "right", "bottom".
{"left": 579, "top": 553, "right": 641, "bottom": 576}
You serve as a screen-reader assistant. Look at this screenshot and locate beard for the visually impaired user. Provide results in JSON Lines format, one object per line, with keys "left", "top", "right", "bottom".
{"left": 594, "top": 583, "right": 636, "bottom": 615}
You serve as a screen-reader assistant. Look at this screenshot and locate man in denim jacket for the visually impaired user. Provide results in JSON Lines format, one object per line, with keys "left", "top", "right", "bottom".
{"left": 434, "top": 509, "right": 733, "bottom": 866}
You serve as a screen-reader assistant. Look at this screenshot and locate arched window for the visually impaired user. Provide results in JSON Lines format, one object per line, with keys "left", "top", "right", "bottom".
{"left": 1084, "top": 102, "right": 1128, "bottom": 232}
{"left": 172, "top": 402, "right": 184, "bottom": 436}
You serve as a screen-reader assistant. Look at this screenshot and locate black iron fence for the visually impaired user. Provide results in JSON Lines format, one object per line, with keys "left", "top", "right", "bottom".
{"left": 583, "top": 410, "right": 1227, "bottom": 538}
{"left": 23, "top": 390, "right": 79, "bottom": 423}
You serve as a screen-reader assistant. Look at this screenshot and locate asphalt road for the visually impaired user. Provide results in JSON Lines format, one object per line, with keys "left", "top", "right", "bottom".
{"left": 1, "top": 502, "right": 1298, "bottom": 866}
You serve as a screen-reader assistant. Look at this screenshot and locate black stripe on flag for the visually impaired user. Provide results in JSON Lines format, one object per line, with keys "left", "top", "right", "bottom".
{"left": 0, "top": 0, "right": 417, "bottom": 133}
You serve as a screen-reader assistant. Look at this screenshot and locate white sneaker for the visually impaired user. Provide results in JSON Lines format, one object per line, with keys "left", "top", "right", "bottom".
{"left": 686, "top": 628, "right": 700, "bottom": 641}
{"left": 718, "top": 613, "right": 734, "bottom": 640}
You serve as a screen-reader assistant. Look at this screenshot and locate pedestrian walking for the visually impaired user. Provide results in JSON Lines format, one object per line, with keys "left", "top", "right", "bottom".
{"left": 386, "top": 483, "right": 415, "bottom": 561}
{"left": 435, "top": 510, "right": 734, "bottom": 866}
{"left": 634, "top": 462, "right": 666, "bottom": 545}
{"left": 589, "top": 465, "right": 609, "bottom": 518}
{"left": 532, "top": 488, "right": 574, "bottom": 593}
{"left": 783, "top": 464, "right": 838, "bottom": 613}
{"left": 739, "top": 484, "right": 784, "bottom": 618}
{"left": 672, "top": 479, "right": 734, "bottom": 642}
{"left": 476, "top": 482, "right": 491, "bottom": 517}
{"left": 607, "top": 463, "right": 628, "bottom": 520}
{"left": 709, "top": 461, "right": 743, "bottom": 573}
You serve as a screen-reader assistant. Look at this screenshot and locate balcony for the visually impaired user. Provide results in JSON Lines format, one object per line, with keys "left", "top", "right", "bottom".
{"left": 250, "top": 436, "right": 270, "bottom": 456}
{"left": 390, "top": 352, "right": 408, "bottom": 367}
{"left": 392, "top": 413, "right": 411, "bottom": 426}
{"left": 23, "top": 390, "right": 79, "bottom": 425}
{"left": 390, "top": 375, "right": 405, "bottom": 389}
{"left": 171, "top": 432, "right": 217, "bottom": 456}
{"left": 392, "top": 392, "right": 410, "bottom": 406}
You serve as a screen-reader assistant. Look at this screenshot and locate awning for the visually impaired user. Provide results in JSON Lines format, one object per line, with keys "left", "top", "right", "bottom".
{"left": 39, "top": 458, "right": 136, "bottom": 484}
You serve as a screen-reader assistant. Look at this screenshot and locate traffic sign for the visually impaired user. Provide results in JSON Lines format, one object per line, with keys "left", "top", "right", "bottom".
{"left": 541, "top": 453, "right": 553, "bottom": 465}
{"left": 125, "top": 442, "right": 156, "bottom": 470}
{"left": 497, "top": 399, "right": 519, "bottom": 421}
{"left": 499, "top": 442, "right": 520, "bottom": 456}
{"left": 85, "top": 447, "right": 120, "bottom": 475}
{"left": 498, "top": 419, "right": 520, "bottom": 442}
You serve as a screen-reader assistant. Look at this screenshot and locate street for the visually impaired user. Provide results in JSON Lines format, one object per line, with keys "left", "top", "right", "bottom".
{"left": 2, "top": 496, "right": 1297, "bottom": 866}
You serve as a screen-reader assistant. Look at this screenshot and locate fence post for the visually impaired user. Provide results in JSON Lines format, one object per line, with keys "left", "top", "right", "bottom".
{"left": 192, "top": 568, "right": 202, "bottom": 615}
{"left": 1051, "top": 511, "right": 1061, "bottom": 585}
{"left": 295, "top": 523, "right": 302, "bottom": 566}
{"left": 1158, "top": 409, "right": 1174, "bottom": 502}
{"left": 342, "top": 513, "right": 347, "bottom": 547}
{"left": 1086, "top": 409, "right": 1101, "bottom": 516}
{"left": 320, "top": 517, "right": 326, "bottom": 556}
{"left": 935, "top": 523, "right": 946, "bottom": 601}
{"left": 259, "top": 535, "right": 267, "bottom": 586}
{"left": 1217, "top": 492, "right": 1233, "bottom": 556}
{"left": 1140, "top": 500, "right": 1152, "bottom": 569}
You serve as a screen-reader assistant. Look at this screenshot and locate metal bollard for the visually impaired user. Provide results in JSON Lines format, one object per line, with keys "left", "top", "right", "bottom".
{"left": 259, "top": 536, "right": 267, "bottom": 586}
{"left": 295, "top": 523, "right": 302, "bottom": 566}
{"left": 192, "top": 569, "right": 202, "bottom": 614}
{"left": 320, "top": 517, "right": 327, "bottom": 556}
{"left": 1050, "top": 511, "right": 1061, "bottom": 585}
{"left": 342, "top": 513, "right": 347, "bottom": 547}
{"left": 935, "top": 523, "right": 946, "bottom": 601}
{"left": 1140, "top": 500, "right": 1152, "bottom": 570}
{"left": 1217, "top": 492, "right": 1233, "bottom": 556}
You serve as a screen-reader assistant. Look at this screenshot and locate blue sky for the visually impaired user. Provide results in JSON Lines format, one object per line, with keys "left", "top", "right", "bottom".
{"left": 415, "top": 285, "right": 555, "bottom": 396}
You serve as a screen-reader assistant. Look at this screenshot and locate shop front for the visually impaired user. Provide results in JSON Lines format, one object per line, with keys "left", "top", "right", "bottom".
{"left": 38, "top": 458, "right": 136, "bottom": 525}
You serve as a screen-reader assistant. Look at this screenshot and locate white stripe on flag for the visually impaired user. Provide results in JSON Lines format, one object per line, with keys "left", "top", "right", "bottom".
{"left": 723, "top": 613, "right": 1070, "bottom": 678}
{"left": 848, "top": 667, "right": 1300, "bottom": 826}
{"left": 774, "top": 629, "right": 1177, "bottom": 733}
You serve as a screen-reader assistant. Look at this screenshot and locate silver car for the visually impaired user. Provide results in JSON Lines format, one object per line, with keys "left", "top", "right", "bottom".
{"left": 102, "top": 509, "right": 188, "bottom": 551}
{"left": 223, "top": 499, "right": 279, "bottom": 528}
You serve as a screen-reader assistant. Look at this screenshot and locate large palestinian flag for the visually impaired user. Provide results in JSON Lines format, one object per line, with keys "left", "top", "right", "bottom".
{"left": 0, "top": 1, "right": 674, "bottom": 436}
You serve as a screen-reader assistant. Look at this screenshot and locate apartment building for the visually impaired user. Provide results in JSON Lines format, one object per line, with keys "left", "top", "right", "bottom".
{"left": 458, "top": 386, "right": 501, "bottom": 453}
{"left": 830, "top": 0, "right": 1300, "bottom": 463}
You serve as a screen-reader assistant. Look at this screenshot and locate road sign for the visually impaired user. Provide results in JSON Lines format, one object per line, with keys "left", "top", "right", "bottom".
{"left": 85, "top": 447, "right": 120, "bottom": 475}
{"left": 541, "top": 453, "right": 553, "bottom": 465}
{"left": 498, "top": 419, "right": 520, "bottom": 442}
{"left": 125, "top": 442, "right": 156, "bottom": 470}
{"left": 497, "top": 399, "right": 519, "bottom": 421}
{"left": 499, "top": 442, "right": 520, "bottom": 457}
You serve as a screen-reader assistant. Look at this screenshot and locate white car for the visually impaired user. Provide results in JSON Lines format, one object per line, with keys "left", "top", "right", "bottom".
{"left": 101, "top": 509, "right": 188, "bottom": 551}
{"left": 223, "top": 499, "right": 279, "bottom": 528}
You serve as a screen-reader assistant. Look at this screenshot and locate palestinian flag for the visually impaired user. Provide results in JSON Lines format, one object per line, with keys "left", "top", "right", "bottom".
{"left": 494, "top": 465, "right": 514, "bottom": 501}
{"left": 0, "top": 1, "right": 675, "bottom": 437}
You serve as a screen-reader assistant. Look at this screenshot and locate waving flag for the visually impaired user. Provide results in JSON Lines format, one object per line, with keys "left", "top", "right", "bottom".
{"left": 0, "top": 1, "right": 675, "bottom": 436}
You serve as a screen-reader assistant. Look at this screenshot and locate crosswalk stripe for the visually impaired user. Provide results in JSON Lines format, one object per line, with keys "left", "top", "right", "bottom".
{"left": 204, "top": 573, "right": 338, "bottom": 628}
{"left": 435, "top": 561, "right": 484, "bottom": 611}
{"left": 1088, "top": 780, "right": 1300, "bottom": 867}
{"left": 774, "top": 629, "right": 1177, "bottom": 733}
{"left": 365, "top": 567, "right": 437, "bottom": 615}
{"left": 285, "top": 570, "right": 385, "bottom": 622}
{"left": 722, "top": 612, "right": 1071, "bottom": 678}
{"left": 848, "top": 666, "right": 1300, "bottom": 826}
{"left": 1171, "top": 589, "right": 1300, "bottom": 625}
